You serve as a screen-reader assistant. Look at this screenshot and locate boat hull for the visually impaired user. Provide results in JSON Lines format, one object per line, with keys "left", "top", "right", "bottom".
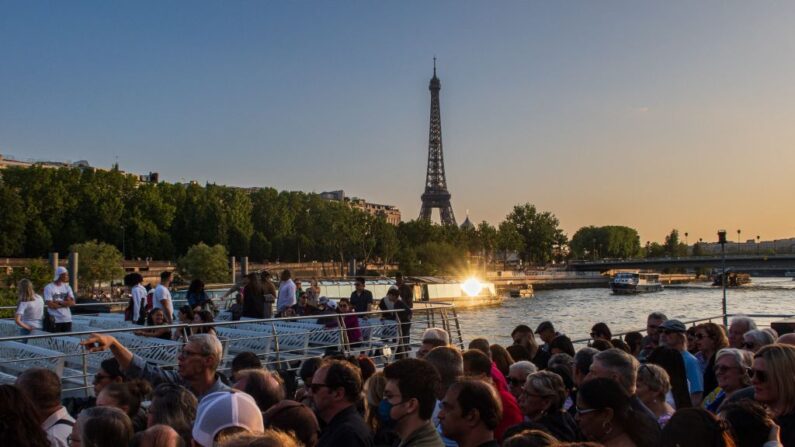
{"left": 610, "top": 283, "right": 664, "bottom": 294}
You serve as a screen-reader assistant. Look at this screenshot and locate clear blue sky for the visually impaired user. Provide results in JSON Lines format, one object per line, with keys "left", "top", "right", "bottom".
{"left": 2, "top": 1, "right": 795, "bottom": 243}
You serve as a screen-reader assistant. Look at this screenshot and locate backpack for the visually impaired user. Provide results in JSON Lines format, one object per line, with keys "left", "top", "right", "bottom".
{"left": 42, "top": 307, "right": 57, "bottom": 332}
{"left": 124, "top": 295, "right": 134, "bottom": 321}
{"left": 145, "top": 289, "right": 155, "bottom": 313}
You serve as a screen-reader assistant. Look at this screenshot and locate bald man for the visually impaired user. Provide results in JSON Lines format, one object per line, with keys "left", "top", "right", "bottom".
{"left": 777, "top": 333, "right": 795, "bottom": 346}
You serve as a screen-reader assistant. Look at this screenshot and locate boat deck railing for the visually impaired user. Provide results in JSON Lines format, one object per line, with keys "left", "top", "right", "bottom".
{"left": 0, "top": 302, "right": 463, "bottom": 397}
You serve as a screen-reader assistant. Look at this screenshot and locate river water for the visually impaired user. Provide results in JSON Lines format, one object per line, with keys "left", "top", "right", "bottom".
{"left": 454, "top": 277, "right": 795, "bottom": 346}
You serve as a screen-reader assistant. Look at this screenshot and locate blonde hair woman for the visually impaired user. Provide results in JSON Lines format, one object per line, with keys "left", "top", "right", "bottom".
{"left": 636, "top": 363, "right": 675, "bottom": 427}
{"left": 363, "top": 372, "right": 398, "bottom": 446}
{"left": 753, "top": 344, "right": 795, "bottom": 445}
{"left": 15, "top": 279, "right": 44, "bottom": 335}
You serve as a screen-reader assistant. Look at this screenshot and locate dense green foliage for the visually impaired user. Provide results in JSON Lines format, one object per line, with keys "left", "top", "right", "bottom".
{"left": 0, "top": 259, "right": 53, "bottom": 317}
{"left": 177, "top": 243, "right": 230, "bottom": 283}
{"left": 70, "top": 241, "right": 125, "bottom": 290}
{"left": 570, "top": 225, "right": 642, "bottom": 259}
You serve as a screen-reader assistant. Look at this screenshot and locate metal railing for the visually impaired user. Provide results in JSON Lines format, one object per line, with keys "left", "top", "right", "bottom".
{"left": 0, "top": 302, "right": 462, "bottom": 397}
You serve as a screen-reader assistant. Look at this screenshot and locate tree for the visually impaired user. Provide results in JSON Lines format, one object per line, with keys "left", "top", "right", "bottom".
{"left": 373, "top": 216, "right": 399, "bottom": 271}
{"left": 570, "top": 226, "right": 641, "bottom": 259}
{"left": 178, "top": 243, "right": 230, "bottom": 283}
{"left": 505, "top": 203, "right": 566, "bottom": 265}
{"left": 476, "top": 221, "right": 498, "bottom": 263}
{"left": 70, "top": 241, "right": 124, "bottom": 295}
{"left": 496, "top": 221, "right": 523, "bottom": 263}
{"left": 0, "top": 182, "right": 26, "bottom": 256}
{"left": 663, "top": 229, "right": 687, "bottom": 257}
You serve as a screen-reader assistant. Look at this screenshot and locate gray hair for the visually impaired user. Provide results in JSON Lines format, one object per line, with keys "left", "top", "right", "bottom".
{"left": 149, "top": 384, "right": 197, "bottom": 445}
{"left": 79, "top": 406, "right": 134, "bottom": 447}
{"left": 716, "top": 348, "right": 753, "bottom": 386}
{"left": 422, "top": 328, "right": 450, "bottom": 344}
{"left": 637, "top": 363, "right": 670, "bottom": 397}
{"left": 525, "top": 370, "right": 567, "bottom": 411}
{"left": 593, "top": 348, "right": 639, "bottom": 394}
{"left": 188, "top": 334, "right": 223, "bottom": 369}
{"left": 548, "top": 353, "right": 574, "bottom": 371}
{"left": 425, "top": 346, "right": 463, "bottom": 389}
{"left": 509, "top": 360, "right": 537, "bottom": 377}
{"left": 731, "top": 315, "right": 757, "bottom": 331}
{"left": 648, "top": 312, "right": 668, "bottom": 321}
{"left": 744, "top": 329, "right": 776, "bottom": 348}
{"left": 574, "top": 347, "right": 599, "bottom": 376}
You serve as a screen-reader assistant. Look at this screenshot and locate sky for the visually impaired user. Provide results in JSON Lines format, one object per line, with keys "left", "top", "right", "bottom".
{"left": 2, "top": 1, "right": 795, "bottom": 244}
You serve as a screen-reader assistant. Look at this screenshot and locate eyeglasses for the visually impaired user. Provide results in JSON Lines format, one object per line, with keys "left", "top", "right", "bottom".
{"left": 575, "top": 406, "right": 600, "bottom": 415}
{"left": 521, "top": 389, "right": 551, "bottom": 399}
{"left": 750, "top": 369, "right": 769, "bottom": 383}
{"left": 743, "top": 342, "right": 757, "bottom": 350}
{"left": 508, "top": 378, "right": 525, "bottom": 387}
{"left": 310, "top": 383, "right": 332, "bottom": 393}
{"left": 714, "top": 365, "right": 740, "bottom": 374}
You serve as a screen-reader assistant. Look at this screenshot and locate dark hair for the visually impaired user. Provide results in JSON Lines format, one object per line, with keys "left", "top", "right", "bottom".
{"left": 355, "top": 276, "right": 365, "bottom": 285}
{"left": 262, "top": 401, "right": 320, "bottom": 447}
{"left": 260, "top": 270, "right": 271, "bottom": 281}
{"left": 610, "top": 338, "right": 631, "bottom": 354}
{"left": 507, "top": 344, "right": 532, "bottom": 362}
{"left": 716, "top": 400, "right": 771, "bottom": 447}
{"left": 463, "top": 349, "right": 493, "bottom": 377}
{"left": 547, "top": 365, "right": 574, "bottom": 392}
{"left": 578, "top": 378, "right": 659, "bottom": 447}
{"left": 236, "top": 369, "right": 285, "bottom": 413}
{"left": 450, "top": 378, "right": 502, "bottom": 430}
{"left": 100, "top": 357, "right": 125, "bottom": 380}
{"left": 426, "top": 346, "right": 464, "bottom": 389}
{"left": 146, "top": 307, "right": 165, "bottom": 326}
{"left": 574, "top": 347, "right": 598, "bottom": 377}
{"left": 244, "top": 273, "right": 264, "bottom": 296}
{"left": 187, "top": 278, "right": 204, "bottom": 294}
{"left": 124, "top": 273, "right": 144, "bottom": 287}
{"left": 502, "top": 428, "right": 558, "bottom": 447}
{"left": 395, "top": 272, "right": 404, "bottom": 279}
{"left": 148, "top": 384, "right": 197, "bottom": 445}
{"left": 79, "top": 406, "right": 134, "bottom": 447}
{"left": 468, "top": 338, "right": 491, "bottom": 358}
{"left": 299, "top": 357, "right": 323, "bottom": 382}
{"left": 384, "top": 359, "right": 440, "bottom": 420}
{"left": 589, "top": 339, "right": 613, "bottom": 351}
{"left": 100, "top": 382, "right": 141, "bottom": 419}
{"left": 662, "top": 408, "right": 735, "bottom": 447}
{"left": 179, "top": 305, "right": 194, "bottom": 321}
{"left": 160, "top": 271, "right": 172, "bottom": 281}
{"left": 625, "top": 332, "right": 644, "bottom": 354}
{"left": 323, "top": 359, "right": 362, "bottom": 402}
{"left": 280, "top": 269, "right": 291, "bottom": 280}
{"left": 358, "top": 355, "right": 377, "bottom": 383}
{"left": 0, "top": 385, "right": 51, "bottom": 447}
{"left": 16, "top": 367, "right": 61, "bottom": 409}
{"left": 511, "top": 325, "right": 533, "bottom": 337}
{"left": 591, "top": 322, "right": 612, "bottom": 339}
{"left": 647, "top": 347, "right": 691, "bottom": 409}
{"left": 231, "top": 352, "right": 262, "bottom": 373}
{"left": 550, "top": 335, "right": 575, "bottom": 357}
{"left": 490, "top": 344, "right": 515, "bottom": 377}
{"left": 196, "top": 309, "right": 214, "bottom": 324}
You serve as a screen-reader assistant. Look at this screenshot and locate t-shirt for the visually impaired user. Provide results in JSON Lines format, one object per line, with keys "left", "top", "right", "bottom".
{"left": 277, "top": 279, "right": 297, "bottom": 313}
{"left": 153, "top": 284, "right": 173, "bottom": 318}
{"left": 43, "top": 282, "right": 74, "bottom": 323}
{"left": 131, "top": 285, "right": 147, "bottom": 322}
{"left": 16, "top": 295, "right": 44, "bottom": 329}
{"left": 681, "top": 350, "right": 704, "bottom": 393}
{"left": 42, "top": 406, "right": 75, "bottom": 447}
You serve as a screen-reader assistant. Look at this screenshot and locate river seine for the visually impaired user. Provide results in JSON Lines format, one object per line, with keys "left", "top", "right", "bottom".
{"left": 455, "top": 277, "right": 795, "bottom": 346}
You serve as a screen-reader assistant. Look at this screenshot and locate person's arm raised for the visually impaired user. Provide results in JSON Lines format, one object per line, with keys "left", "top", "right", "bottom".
{"left": 81, "top": 333, "right": 134, "bottom": 370}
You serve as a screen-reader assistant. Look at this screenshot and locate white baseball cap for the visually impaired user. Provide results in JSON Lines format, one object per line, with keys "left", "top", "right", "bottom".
{"left": 192, "top": 391, "right": 264, "bottom": 447}
{"left": 54, "top": 266, "right": 68, "bottom": 281}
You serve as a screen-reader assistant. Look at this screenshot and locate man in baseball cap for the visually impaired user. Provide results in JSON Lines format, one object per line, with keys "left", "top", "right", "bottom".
{"left": 192, "top": 391, "right": 264, "bottom": 446}
{"left": 659, "top": 319, "right": 703, "bottom": 405}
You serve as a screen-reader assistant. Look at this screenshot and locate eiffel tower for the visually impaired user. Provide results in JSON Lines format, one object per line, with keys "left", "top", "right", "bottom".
{"left": 419, "top": 58, "right": 457, "bottom": 226}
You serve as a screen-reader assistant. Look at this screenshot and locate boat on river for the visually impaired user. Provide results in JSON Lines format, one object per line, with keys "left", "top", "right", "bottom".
{"left": 610, "top": 272, "right": 663, "bottom": 294}
{"left": 711, "top": 270, "right": 752, "bottom": 287}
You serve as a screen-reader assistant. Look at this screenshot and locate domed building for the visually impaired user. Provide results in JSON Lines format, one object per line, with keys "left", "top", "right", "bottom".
{"left": 460, "top": 213, "right": 474, "bottom": 231}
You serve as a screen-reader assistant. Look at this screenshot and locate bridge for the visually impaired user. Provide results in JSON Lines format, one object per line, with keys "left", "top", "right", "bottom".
{"left": 567, "top": 255, "right": 795, "bottom": 272}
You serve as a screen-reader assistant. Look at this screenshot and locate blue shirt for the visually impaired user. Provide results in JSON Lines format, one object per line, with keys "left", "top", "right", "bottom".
{"left": 126, "top": 354, "right": 230, "bottom": 399}
{"left": 681, "top": 350, "right": 704, "bottom": 393}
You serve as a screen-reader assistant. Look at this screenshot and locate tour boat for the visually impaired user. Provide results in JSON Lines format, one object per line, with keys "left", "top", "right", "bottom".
{"left": 711, "top": 270, "right": 752, "bottom": 287}
{"left": 610, "top": 272, "right": 664, "bottom": 294}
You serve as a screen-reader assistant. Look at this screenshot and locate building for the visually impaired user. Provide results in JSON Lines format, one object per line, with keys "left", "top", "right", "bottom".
{"left": 0, "top": 153, "right": 159, "bottom": 184}
{"left": 320, "top": 190, "right": 401, "bottom": 225}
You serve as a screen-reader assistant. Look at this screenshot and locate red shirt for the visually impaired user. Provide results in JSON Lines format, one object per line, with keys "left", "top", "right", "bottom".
{"left": 495, "top": 385, "right": 523, "bottom": 442}
{"left": 491, "top": 362, "right": 509, "bottom": 393}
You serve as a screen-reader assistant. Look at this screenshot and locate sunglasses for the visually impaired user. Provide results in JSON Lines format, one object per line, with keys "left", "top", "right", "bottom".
{"left": 750, "top": 369, "right": 769, "bottom": 383}
{"left": 508, "top": 378, "right": 525, "bottom": 387}
{"left": 575, "top": 406, "right": 600, "bottom": 415}
{"left": 743, "top": 342, "right": 757, "bottom": 350}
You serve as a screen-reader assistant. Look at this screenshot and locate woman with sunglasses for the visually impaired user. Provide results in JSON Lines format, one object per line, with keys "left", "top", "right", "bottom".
{"left": 510, "top": 370, "right": 581, "bottom": 442}
{"left": 753, "top": 344, "right": 795, "bottom": 447}
{"left": 575, "top": 377, "right": 661, "bottom": 447}
{"left": 636, "top": 363, "right": 675, "bottom": 427}
{"left": 695, "top": 323, "right": 729, "bottom": 400}
{"left": 743, "top": 329, "right": 777, "bottom": 353}
{"left": 702, "top": 348, "right": 753, "bottom": 413}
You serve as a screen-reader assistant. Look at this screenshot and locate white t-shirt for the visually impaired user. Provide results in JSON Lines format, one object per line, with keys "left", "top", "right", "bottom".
{"left": 16, "top": 295, "right": 44, "bottom": 329}
{"left": 131, "top": 284, "right": 147, "bottom": 321}
{"left": 43, "top": 282, "right": 74, "bottom": 323}
{"left": 153, "top": 284, "right": 173, "bottom": 317}
{"left": 43, "top": 406, "right": 74, "bottom": 447}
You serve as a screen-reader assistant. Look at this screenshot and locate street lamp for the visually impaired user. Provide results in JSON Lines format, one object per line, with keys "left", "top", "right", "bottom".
{"left": 718, "top": 229, "right": 728, "bottom": 327}
{"left": 684, "top": 232, "right": 689, "bottom": 255}
{"left": 756, "top": 235, "right": 760, "bottom": 255}
{"left": 737, "top": 229, "right": 742, "bottom": 254}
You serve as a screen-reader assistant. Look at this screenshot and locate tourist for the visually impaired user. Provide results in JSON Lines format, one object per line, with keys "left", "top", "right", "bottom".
{"left": 154, "top": 271, "right": 174, "bottom": 323}
{"left": 134, "top": 308, "right": 172, "bottom": 339}
{"left": 133, "top": 424, "right": 184, "bottom": 447}
{"left": 14, "top": 278, "right": 44, "bottom": 335}
{"left": 507, "top": 361, "right": 538, "bottom": 400}
{"left": 535, "top": 321, "right": 561, "bottom": 369}
{"left": 610, "top": 338, "right": 632, "bottom": 354}
{"left": 502, "top": 429, "right": 558, "bottom": 446}
{"left": 0, "top": 384, "right": 51, "bottom": 447}
{"left": 276, "top": 269, "right": 297, "bottom": 316}
{"left": 74, "top": 406, "right": 134, "bottom": 447}
{"left": 702, "top": 348, "right": 754, "bottom": 413}
{"left": 261, "top": 270, "right": 278, "bottom": 301}
{"left": 659, "top": 319, "right": 703, "bottom": 405}
{"left": 752, "top": 344, "right": 795, "bottom": 446}
{"left": 548, "top": 354, "right": 574, "bottom": 376}
{"left": 624, "top": 331, "right": 643, "bottom": 357}
{"left": 396, "top": 272, "right": 414, "bottom": 308}
{"left": 379, "top": 286, "right": 412, "bottom": 358}
{"left": 177, "top": 305, "right": 195, "bottom": 326}
{"left": 695, "top": 323, "right": 730, "bottom": 396}
{"left": 646, "top": 347, "right": 691, "bottom": 410}
{"left": 777, "top": 333, "right": 795, "bottom": 346}
{"left": 124, "top": 273, "right": 147, "bottom": 324}
{"left": 146, "top": 384, "right": 197, "bottom": 445}
{"left": 686, "top": 326, "right": 700, "bottom": 355}
{"left": 490, "top": 344, "right": 515, "bottom": 378}
{"left": 82, "top": 332, "right": 230, "bottom": 398}
{"left": 382, "top": 358, "right": 444, "bottom": 446}
{"left": 417, "top": 327, "right": 450, "bottom": 359}
{"left": 185, "top": 278, "right": 211, "bottom": 311}
{"left": 230, "top": 352, "right": 262, "bottom": 382}
{"left": 590, "top": 323, "right": 612, "bottom": 342}
{"left": 719, "top": 400, "right": 781, "bottom": 447}
{"left": 219, "top": 430, "right": 302, "bottom": 447}
{"left": 575, "top": 378, "right": 661, "bottom": 447}
{"left": 241, "top": 272, "right": 273, "bottom": 318}
{"left": 507, "top": 344, "right": 532, "bottom": 362}
{"left": 338, "top": 297, "right": 363, "bottom": 345}
{"left": 728, "top": 315, "right": 757, "bottom": 349}
{"left": 550, "top": 335, "right": 576, "bottom": 357}
{"left": 425, "top": 346, "right": 464, "bottom": 447}
{"left": 660, "top": 408, "right": 735, "bottom": 447}
{"left": 262, "top": 400, "right": 321, "bottom": 447}
{"left": 309, "top": 359, "right": 373, "bottom": 446}
{"left": 511, "top": 325, "right": 540, "bottom": 364}
{"left": 437, "top": 378, "right": 503, "bottom": 447}
{"left": 295, "top": 278, "right": 305, "bottom": 301}
{"left": 572, "top": 348, "right": 598, "bottom": 389}
{"left": 468, "top": 338, "right": 510, "bottom": 393}
{"left": 295, "top": 357, "right": 323, "bottom": 407}
{"left": 233, "top": 368, "right": 285, "bottom": 413}
{"left": 16, "top": 368, "right": 75, "bottom": 447}
{"left": 639, "top": 312, "right": 668, "bottom": 361}
{"left": 462, "top": 350, "right": 522, "bottom": 442}
{"left": 508, "top": 370, "right": 581, "bottom": 442}
{"left": 193, "top": 309, "right": 217, "bottom": 336}
{"left": 191, "top": 391, "right": 264, "bottom": 447}
{"left": 43, "top": 266, "right": 75, "bottom": 332}
{"left": 744, "top": 329, "right": 777, "bottom": 353}
{"left": 351, "top": 276, "right": 375, "bottom": 313}
{"left": 293, "top": 292, "right": 316, "bottom": 316}
{"left": 96, "top": 382, "right": 146, "bottom": 432}
{"left": 304, "top": 278, "right": 321, "bottom": 307}
{"left": 636, "top": 364, "right": 675, "bottom": 427}
{"left": 584, "top": 348, "right": 662, "bottom": 436}
{"left": 364, "top": 372, "right": 400, "bottom": 446}
{"left": 588, "top": 339, "right": 613, "bottom": 351}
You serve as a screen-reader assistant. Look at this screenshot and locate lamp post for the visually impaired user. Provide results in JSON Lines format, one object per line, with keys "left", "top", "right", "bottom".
{"left": 684, "top": 232, "right": 689, "bottom": 255}
{"left": 718, "top": 229, "right": 728, "bottom": 327}
{"left": 756, "top": 235, "right": 760, "bottom": 255}
{"left": 737, "top": 229, "right": 742, "bottom": 254}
